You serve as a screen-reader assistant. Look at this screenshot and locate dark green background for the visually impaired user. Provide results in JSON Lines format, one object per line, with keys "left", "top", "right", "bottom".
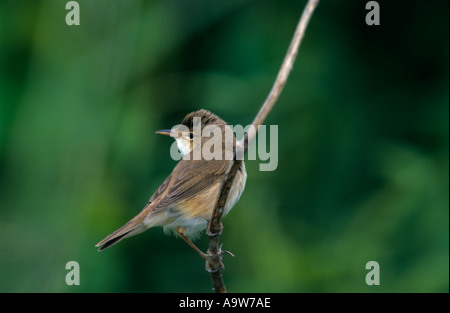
{"left": 0, "top": 0, "right": 448, "bottom": 292}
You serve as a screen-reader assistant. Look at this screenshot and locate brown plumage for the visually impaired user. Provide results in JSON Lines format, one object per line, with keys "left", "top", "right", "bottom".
{"left": 96, "top": 110, "right": 246, "bottom": 251}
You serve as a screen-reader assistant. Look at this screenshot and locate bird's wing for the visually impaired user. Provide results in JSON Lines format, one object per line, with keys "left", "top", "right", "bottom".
{"left": 150, "top": 159, "right": 230, "bottom": 211}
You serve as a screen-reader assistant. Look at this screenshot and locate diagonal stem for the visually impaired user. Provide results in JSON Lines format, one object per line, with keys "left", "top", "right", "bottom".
{"left": 206, "top": 0, "right": 320, "bottom": 293}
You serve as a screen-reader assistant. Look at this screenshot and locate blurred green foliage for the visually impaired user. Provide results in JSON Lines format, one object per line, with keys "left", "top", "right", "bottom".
{"left": 0, "top": 0, "right": 448, "bottom": 292}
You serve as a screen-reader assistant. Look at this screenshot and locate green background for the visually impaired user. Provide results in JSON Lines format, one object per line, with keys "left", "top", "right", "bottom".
{"left": 0, "top": 0, "right": 448, "bottom": 292}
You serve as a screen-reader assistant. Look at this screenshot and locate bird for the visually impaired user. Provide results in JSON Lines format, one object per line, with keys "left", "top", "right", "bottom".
{"left": 95, "top": 109, "right": 247, "bottom": 257}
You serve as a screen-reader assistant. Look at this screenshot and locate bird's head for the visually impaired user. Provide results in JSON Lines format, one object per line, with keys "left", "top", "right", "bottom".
{"left": 156, "top": 109, "right": 234, "bottom": 159}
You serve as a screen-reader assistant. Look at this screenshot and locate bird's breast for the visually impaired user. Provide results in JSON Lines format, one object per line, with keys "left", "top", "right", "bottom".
{"left": 223, "top": 161, "right": 247, "bottom": 216}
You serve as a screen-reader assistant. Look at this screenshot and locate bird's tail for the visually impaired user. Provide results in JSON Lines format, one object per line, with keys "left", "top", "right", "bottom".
{"left": 95, "top": 208, "right": 150, "bottom": 251}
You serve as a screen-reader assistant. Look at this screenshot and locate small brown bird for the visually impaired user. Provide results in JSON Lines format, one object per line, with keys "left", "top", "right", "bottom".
{"left": 96, "top": 109, "right": 246, "bottom": 256}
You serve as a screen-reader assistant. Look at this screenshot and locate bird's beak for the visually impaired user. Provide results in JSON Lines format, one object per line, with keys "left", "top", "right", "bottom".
{"left": 155, "top": 129, "right": 173, "bottom": 136}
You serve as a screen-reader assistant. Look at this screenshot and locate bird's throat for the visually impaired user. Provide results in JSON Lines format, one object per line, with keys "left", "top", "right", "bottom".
{"left": 176, "top": 138, "right": 192, "bottom": 156}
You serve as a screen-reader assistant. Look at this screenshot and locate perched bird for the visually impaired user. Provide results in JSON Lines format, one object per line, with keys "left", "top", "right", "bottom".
{"left": 96, "top": 109, "right": 246, "bottom": 256}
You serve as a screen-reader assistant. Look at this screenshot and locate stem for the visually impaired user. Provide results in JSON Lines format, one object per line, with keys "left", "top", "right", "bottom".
{"left": 206, "top": 0, "right": 319, "bottom": 293}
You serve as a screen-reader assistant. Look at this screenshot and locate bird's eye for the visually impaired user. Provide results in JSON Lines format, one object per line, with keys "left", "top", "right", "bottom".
{"left": 188, "top": 133, "right": 194, "bottom": 140}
